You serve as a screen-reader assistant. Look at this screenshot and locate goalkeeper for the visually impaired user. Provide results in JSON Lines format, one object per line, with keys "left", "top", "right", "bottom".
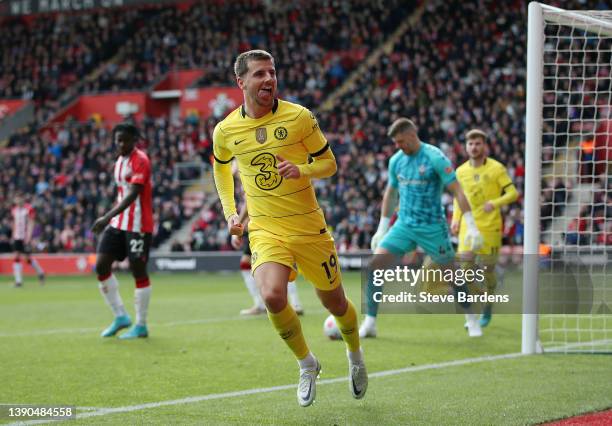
{"left": 450, "top": 129, "right": 518, "bottom": 327}
{"left": 361, "top": 118, "right": 484, "bottom": 338}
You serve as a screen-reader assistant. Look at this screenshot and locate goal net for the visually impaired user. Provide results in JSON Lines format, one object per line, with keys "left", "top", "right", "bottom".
{"left": 524, "top": 3, "right": 612, "bottom": 354}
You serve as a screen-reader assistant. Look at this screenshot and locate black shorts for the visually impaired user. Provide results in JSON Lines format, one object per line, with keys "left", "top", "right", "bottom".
{"left": 243, "top": 233, "right": 251, "bottom": 256}
{"left": 13, "top": 240, "right": 30, "bottom": 254}
{"left": 97, "top": 227, "right": 152, "bottom": 263}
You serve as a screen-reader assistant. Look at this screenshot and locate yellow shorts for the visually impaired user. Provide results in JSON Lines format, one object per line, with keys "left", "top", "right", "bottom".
{"left": 249, "top": 233, "right": 342, "bottom": 291}
{"left": 458, "top": 228, "right": 501, "bottom": 261}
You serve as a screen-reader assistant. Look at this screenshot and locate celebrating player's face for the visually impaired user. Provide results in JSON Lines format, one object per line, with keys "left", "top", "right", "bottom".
{"left": 239, "top": 59, "right": 277, "bottom": 108}
{"left": 115, "top": 131, "right": 136, "bottom": 156}
{"left": 466, "top": 137, "right": 485, "bottom": 160}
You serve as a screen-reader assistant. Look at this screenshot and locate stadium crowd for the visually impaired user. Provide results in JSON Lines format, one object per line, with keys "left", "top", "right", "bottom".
{"left": 1, "top": 0, "right": 611, "bottom": 254}
{"left": 0, "top": 116, "right": 206, "bottom": 253}
{"left": 87, "top": 0, "right": 414, "bottom": 111}
{"left": 0, "top": 8, "right": 163, "bottom": 122}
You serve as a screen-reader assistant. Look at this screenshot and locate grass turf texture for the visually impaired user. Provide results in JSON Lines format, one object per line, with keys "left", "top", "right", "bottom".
{"left": 0, "top": 271, "right": 610, "bottom": 425}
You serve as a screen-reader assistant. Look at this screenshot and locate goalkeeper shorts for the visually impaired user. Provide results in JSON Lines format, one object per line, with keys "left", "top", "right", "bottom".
{"left": 379, "top": 221, "right": 455, "bottom": 265}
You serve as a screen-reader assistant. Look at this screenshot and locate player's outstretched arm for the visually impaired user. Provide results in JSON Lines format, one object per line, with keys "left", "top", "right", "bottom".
{"left": 91, "top": 184, "right": 143, "bottom": 234}
{"left": 371, "top": 186, "right": 398, "bottom": 251}
{"left": 450, "top": 197, "right": 461, "bottom": 235}
{"left": 447, "top": 181, "right": 483, "bottom": 251}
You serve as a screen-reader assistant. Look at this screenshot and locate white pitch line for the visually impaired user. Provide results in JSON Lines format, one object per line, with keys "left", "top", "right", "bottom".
{"left": 0, "top": 309, "right": 328, "bottom": 338}
{"left": 0, "top": 316, "right": 263, "bottom": 338}
{"left": 6, "top": 352, "right": 524, "bottom": 425}
{"left": 81, "top": 353, "right": 524, "bottom": 421}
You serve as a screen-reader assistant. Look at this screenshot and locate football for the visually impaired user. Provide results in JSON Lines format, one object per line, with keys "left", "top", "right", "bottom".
{"left": 323, "top": 314, "right": 342, "bottom": 340}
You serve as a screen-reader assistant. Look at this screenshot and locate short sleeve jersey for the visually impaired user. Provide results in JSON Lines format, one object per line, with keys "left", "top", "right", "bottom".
{"left": 110, "top": 148, "right": 154, "bottom": 233}
{"left": 388, "top": 142, "right": 456, "bottom": 226}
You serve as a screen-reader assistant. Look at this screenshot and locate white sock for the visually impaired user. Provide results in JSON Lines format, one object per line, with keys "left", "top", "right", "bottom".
{"left": 298, "top": 352, "right": 318, "bottom": 370}
{"left": 347, "top": 348, "right": 364, "bottom": 365}
{"left": 30, "top": 258, "right": 44, "bottom": 275}
{"left": 465, "top": 313, "right": 478, "bottom": 324}
{"left": 13, "top": 262, "right": 23, "bottom": 283}
{"left": 135, "top": 286, "right": 152, "bottom": 326}
{"left": 288, "top": 281, "right": 302, "bottom": 307}
{"left": 98, "top": 274, "right": 127, "bottom": 317}
{"left": 241, "top": 270, "right": 264, "bottom": 308}
{"left": 363, "top": 315, "right": 376, "bottom": 328}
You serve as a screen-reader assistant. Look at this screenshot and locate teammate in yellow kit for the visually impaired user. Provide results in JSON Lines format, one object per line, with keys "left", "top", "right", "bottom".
{"left": 212, "top": 49, "right": 367, "bottom": 407}
{"left": 451, "top": 129, "right": 518, "bottom": 327}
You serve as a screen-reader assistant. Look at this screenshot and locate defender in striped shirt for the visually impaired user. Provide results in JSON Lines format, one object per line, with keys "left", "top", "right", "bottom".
{"left": 10, "top": 194, "right": 45, "bottom": 287}
{"left": 91, "top": 123, "right": 154, "bottom": 340}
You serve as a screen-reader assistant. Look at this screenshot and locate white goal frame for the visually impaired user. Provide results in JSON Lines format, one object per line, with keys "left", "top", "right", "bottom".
{"left": 523, "top": 2, "right": 612, "bottom": 354}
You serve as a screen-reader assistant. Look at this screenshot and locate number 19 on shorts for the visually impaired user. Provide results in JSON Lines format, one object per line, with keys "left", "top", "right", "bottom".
{"left": 321, "top": 254, "right": 338, "bottom": 285}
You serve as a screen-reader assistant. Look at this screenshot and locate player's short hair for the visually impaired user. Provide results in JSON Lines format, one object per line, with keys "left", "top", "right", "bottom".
{"left": 465, "top": 129, "right": 488, "bottom": 143}
{"left": 112, "top": 122, "right": 141, "bottom": 142}
{"left": 234, "top": 49, "right": 274, "bottom": 78}
{"left": 387, "top": 118, "right": 417, "bottom": 138}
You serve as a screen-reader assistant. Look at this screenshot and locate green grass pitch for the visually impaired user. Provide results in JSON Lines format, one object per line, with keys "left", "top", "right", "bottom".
{"left": 0, "top": 271, "right": 610, "bottom": 425}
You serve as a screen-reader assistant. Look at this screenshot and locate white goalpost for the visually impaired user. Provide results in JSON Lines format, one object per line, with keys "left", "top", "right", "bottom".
{"left": 523, "top": 2, "right": 612, "bottom": 354}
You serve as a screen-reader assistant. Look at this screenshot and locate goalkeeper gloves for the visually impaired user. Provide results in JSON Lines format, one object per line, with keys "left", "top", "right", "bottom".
{"left": 462, "top": 211, "right": 484, "bottom": 251}
{"left": 371, "top": 216, "right": 391, "bottom": 251}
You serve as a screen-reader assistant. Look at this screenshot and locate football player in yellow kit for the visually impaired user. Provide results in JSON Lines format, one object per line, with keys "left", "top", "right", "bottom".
{"left": 451, "top": 129, "right": 518, "bottom": 328}
{"left": 212, "top": 50, "right": 367, "bottom": 407}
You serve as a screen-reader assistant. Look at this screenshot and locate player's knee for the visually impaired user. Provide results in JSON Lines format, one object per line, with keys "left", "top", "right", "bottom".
{"left": 320, "top": 289, "right": 347, "bottom": 316}
{"left": 260, "top": 286, "right": 287, "bottom": 312}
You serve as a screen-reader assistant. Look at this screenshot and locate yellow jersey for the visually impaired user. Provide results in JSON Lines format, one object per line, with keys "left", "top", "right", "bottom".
{"left": 213, "top": 99, "right": 332, "bottom": 242}
{"left": 453, "top": 157, "right": 518, "bottom": 232}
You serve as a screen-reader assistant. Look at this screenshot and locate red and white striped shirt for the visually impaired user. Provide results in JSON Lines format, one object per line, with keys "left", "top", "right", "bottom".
{"left": 110, "top": 148, "right": 154, "bottom": 233}
{"left": 11, "top": 203, "right": 34, "bottom": 241}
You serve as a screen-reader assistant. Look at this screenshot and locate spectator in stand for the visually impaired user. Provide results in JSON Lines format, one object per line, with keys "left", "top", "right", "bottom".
{"left": 566, "top": 206, "right": 592, "bottom": 246}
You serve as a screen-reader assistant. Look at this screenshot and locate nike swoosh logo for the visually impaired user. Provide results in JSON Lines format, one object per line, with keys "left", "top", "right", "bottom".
{"left": 352, "top": 376, "right": 361, "bottom": 395}
{"left": 234, "top": 139, "right": 246, "bottom": 145}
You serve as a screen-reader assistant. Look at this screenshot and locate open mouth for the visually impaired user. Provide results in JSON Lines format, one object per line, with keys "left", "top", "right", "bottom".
{"left": 259, "top": 88, "right": 273, "bottom": 98}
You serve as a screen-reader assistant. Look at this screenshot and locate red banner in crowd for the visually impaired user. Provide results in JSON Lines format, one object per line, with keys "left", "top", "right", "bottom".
{"left": 180, "top": 87, "right": 242, "bottom": 119}
{"left": 0, "top": 254, "right": 96, "bottom": 276}
{"left": 49, "top": 92, "right": 150, "bottom": 125}
{"left": 45, "top": 85, "right": 242, "bottom": 127}
{"left": 0, "top": 99, "right": 27, "bottom": 120}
